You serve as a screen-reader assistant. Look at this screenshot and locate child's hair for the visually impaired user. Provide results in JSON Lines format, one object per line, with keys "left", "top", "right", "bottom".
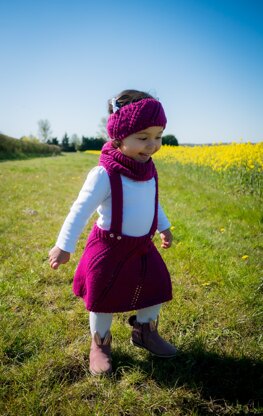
{"left": 107, "top": 89, "right": 154, "bottom": 115}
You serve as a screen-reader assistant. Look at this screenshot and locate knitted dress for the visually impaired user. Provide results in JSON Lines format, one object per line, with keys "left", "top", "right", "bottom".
{"left": 72, "top": 142, "right": 173, "bottom": 313}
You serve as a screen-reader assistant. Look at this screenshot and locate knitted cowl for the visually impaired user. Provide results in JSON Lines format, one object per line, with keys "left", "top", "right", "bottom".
{"left": 99, "top": 141, "right": 157, "bottom": 181}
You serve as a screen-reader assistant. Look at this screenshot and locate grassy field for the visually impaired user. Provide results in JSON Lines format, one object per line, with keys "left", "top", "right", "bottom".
{"left": 0, "top": 152, "right": 262, "bottom": 415}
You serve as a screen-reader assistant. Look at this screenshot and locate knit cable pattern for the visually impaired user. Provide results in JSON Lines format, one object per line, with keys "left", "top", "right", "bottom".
{"left": 107, "top": 98, "right": 167, "bottom": 140}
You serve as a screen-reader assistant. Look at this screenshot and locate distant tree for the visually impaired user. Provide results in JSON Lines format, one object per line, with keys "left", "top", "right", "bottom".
{"left": 38, "top": 119, "right": 52, "bottom": 143}
{"left": 162, "top": 134, "right": 179, "bottom": 146}
{"left": 61, "top": 133, "right": 76, "bottom": 152}
{"left": 47, "top": 137, "right": 59, "bottom": 146}
{"left": 96, "top": 117, "right": 108, "bottom": 140}
{"left": 71, "top": 134, "right": 81, "bottom": 150}
{"left": 61, "top": 132, "right": 69, "bottom": 150}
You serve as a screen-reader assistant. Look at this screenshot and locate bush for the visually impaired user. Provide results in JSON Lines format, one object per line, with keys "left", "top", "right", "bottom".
{"left": 20, "top": 135, "right": 40, "bottom": 144}
{"left": 162, "top": 135, "right": 178, "bottom": 146}
{"left": 0, "top": 134, "right": 61, "bottom": 160}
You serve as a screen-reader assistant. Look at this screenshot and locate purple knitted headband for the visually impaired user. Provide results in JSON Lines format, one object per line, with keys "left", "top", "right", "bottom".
{"left": 107, "top": 98, "right": 167, "bottom": 140}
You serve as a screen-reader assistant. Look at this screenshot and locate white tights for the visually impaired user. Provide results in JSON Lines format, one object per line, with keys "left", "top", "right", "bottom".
{"left": 89, "top": 303, "right": 162, "bottom": 338}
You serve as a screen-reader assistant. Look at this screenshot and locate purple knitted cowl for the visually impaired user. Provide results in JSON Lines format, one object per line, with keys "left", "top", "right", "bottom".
{"left": 99, "top": 141, "right": 157, "bottom": 181}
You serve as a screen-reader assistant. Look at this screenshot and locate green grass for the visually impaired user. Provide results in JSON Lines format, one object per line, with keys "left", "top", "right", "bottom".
{"left": 0, "top": 153, "right": 262, "bottom": 415}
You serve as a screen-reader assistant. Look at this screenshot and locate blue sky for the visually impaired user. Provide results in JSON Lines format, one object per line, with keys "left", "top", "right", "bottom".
{"left": 0, "top": 0, "right": 262, "bottom": 144}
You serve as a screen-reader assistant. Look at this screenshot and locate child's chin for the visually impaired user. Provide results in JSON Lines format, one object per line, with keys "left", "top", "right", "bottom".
{"left": 137, "top": 154, "right": 150, "bottom": 162}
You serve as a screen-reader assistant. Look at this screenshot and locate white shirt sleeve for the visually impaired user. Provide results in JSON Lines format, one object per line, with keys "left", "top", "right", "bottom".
{"left": 56, "top": 166, "right": 110, "bottom": 253}
{"left": 157, "top": 202, "right": 171, "bottom": 233}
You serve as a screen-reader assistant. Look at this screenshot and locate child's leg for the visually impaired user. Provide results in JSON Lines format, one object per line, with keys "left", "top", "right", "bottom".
{"left": 89, "top": 312, "right": 113, "bottom": 338}
{"left": 130, "top": 303, "right": 177, "bottom": 357}
{"left": 136, "top": 303, "right": 162, "bottom": 323}
{"left": 89, "top": 312, "right": 113, "bottom": 376}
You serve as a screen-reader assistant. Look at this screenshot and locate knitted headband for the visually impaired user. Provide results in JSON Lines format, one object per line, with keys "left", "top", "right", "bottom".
{"left": 107, "top": 98, "right": 167, "bottom": 140}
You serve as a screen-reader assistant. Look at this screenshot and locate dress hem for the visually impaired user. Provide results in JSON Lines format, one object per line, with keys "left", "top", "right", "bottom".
{"left": 82, "top": 295, "right": 173, "bottom": 313}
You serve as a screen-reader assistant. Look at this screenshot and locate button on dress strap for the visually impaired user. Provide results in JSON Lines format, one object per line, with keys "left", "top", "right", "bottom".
{"left": 107, "top": 170, "right": 123, "bottom": 235}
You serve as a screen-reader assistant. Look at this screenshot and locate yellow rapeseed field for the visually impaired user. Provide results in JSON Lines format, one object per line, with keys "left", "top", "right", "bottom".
{"left": 153, "top": 142, "right": 263, "bottom": 172}
{"left": 85, "top": 142, "right": 263, "bottom": 174}
{"left": 84, "top": 143, "right": 263, "bottom": 194}
{"left": 85, "top": 143, "right": 263, "bottom": 172}
{"left": 85, "top": 150, "right": 101, "bottom": 155}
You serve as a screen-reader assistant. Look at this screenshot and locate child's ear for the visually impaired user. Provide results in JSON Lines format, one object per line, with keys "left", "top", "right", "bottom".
{"left": 112, "top": 140, "right": 122, "bottom": 148}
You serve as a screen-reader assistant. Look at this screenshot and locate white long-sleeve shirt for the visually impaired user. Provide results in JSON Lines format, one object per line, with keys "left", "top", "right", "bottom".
{"left": 56, "top": 166, "right": 171, "bottom": 253}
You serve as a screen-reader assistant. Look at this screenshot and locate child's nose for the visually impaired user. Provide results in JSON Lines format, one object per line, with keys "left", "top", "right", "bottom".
{"left": 146, "top": 140, "right": 156, "bottom": 150}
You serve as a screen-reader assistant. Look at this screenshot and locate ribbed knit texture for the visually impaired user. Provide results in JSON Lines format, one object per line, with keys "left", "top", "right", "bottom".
{"left": 99, "top": 141, "right": 157, "bottom": 181}
{"left": 107, "top": 98, "right": 167, "bottom": 141}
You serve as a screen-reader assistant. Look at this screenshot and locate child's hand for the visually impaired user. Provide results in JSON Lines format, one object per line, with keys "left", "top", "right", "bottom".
{"left": 49, "top": 246, "right": 70, "bottom": 270}
{"left": 159, "top": 228, "right": 173, "bottom": 249}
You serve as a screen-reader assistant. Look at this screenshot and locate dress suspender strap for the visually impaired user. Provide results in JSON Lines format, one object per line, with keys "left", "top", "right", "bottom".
{"left": 107, "top": 169, "right": 158, "bottom": 238}
{"left": 149, "top": 171, "right": 159, "bottom": 237}
{"left": 107, "top": 170, "right": 123, "bottom": 235}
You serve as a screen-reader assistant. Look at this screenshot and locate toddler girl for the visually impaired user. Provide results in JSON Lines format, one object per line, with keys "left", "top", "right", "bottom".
{"left": 49, "top": 89, "right": 177, "bottom": 376}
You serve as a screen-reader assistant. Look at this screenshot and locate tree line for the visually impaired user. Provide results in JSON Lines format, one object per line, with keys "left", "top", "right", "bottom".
{"left": 21, "top": 119, "right": 179, "bottom": 152}
{"left": 46, "top": 134, "right": 179, "bottom": 152}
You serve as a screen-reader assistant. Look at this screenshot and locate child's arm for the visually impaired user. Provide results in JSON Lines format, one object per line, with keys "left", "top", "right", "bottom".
{"left": 49, "top": 166, "right": 110, "bottom": 269}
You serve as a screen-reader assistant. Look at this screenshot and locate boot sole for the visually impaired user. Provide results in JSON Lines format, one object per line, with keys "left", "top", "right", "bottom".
{"left": 130, "top": 339, "right": 178, "bottom": 358}
{"left": 89, "top": 367, "right": 112, "bottom": 377}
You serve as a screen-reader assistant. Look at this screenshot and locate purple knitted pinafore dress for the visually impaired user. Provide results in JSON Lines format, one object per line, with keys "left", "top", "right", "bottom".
{"left": 72, "top": 165, "right": 173, "bottom": 313}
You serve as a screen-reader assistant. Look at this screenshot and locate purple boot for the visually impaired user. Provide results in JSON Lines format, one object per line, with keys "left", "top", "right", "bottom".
{"left": 129, "top": 315, "right": 177, "bottom": 358}
{"left": 89, "top": 331, "right": 112, "bottom": 376}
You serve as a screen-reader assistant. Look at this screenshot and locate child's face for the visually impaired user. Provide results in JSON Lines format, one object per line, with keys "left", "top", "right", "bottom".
{"left": 119, "top": 126, "right": 163, "bottom": 163}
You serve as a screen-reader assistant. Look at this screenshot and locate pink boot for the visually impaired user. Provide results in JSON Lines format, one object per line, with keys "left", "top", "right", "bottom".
{"left": 89, "top": 331, "right": 112, "bottom": 376}
{"left": 129, "top": 315, "right": 177, "bottom": 358}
